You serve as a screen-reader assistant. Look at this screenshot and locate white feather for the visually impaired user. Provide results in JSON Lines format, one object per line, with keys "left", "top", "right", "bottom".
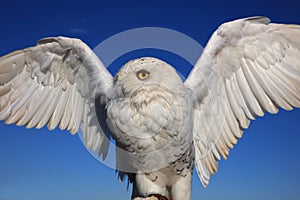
{"left": 0, "top": 36, "right": 113, "bottom": 158}
{"left": 185, "top": 16, "right": 300, "bottom": 186}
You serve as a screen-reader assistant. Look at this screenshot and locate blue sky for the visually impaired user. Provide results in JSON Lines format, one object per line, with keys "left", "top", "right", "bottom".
{"left": 0, "top": 0, "right": 300, "bottom": 200}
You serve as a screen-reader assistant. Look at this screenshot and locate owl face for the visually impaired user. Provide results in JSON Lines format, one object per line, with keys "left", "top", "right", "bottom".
{"left": 113, "top": 57, "right": 184, "bottom": 98}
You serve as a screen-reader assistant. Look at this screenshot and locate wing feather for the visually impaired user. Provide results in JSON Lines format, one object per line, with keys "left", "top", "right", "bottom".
{"left": 36, "top": 87, "right": 62, "bottom": 129}
{"left": 66, "top": 85, "right": 78, "bottom": 133}
{"left": 250, "top": 61, "right": 292, "bottom": 110}
{"left": 82, "top": 105, "right": 90, "bottom": 144}
{"left": 6, "top": 81, "right": 37, "bottom": 124}
{"left": 48, "top": 85, "right": 69, "bottom": 130}
{"left": 232, "top": 73, "right": 256, "bottom": 120}
{"left": 0, "top": 36, "right": 114, "bottom": 157}
{"left": 225, "top": 78, "right": 250, "bottom": 128}
{"left": 26, "top": 87, "right": 51, "bottom": 128}
{"left": 241, "top": 58, "right": 277, "bottom": 113}
{"left": 16, "top": 85, "right": 43, "bottom": 126}
{"left": 75, "top": 96, "right": 85, "bottom": 133}
{"left": 185, "top": 17, "right": 300, "bottom": 186}
{"left": 59, "top": 86, "right": 73, "bottom": 130}
{"left": 30, "top": 87, "right": 55, "bottom": 128}
{"left": 0, "top": 83, "right": 11, "bottom": 96}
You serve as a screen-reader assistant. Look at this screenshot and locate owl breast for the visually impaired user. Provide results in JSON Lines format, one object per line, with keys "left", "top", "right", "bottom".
{"left": 106, "top": 84, "right": 195, "bottom": 173}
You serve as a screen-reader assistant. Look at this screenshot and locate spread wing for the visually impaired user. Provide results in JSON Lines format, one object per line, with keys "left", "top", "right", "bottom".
{"left": 0, "top": 36, "right": 114, "bottom": 158}
{"left": 184, "top": 17, "right": 300, "bottom": 186}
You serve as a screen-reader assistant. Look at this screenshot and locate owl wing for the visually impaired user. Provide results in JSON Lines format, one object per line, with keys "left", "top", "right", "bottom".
{"left": 0, "top": 36, "right": 113, "bottom": 158}
{"left": 184, "top": 17, "right": 300, "bottom": 186}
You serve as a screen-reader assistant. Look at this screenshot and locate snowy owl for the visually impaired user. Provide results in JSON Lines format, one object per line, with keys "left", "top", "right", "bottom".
{"left": 1, "top": 17, "right": 300, "bottom": 200}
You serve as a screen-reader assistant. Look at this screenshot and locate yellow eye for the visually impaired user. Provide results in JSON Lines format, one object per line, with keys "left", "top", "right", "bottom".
{"left": 136, "top": 70, "right": 150, "bottom": 80}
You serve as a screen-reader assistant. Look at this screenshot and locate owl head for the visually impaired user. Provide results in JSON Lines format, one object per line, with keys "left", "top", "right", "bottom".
{"left": 113, "top": 57, "right": 184, "bottom": 98}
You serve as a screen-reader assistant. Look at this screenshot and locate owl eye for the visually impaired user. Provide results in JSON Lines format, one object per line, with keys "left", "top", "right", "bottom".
{"left": 136, "top": 70, "right": 150, "bottom": 80}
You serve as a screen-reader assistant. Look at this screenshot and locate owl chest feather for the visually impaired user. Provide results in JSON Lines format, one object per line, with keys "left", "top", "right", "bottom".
{"left": 106, "top": 86, "right": 194, "bottom": 173}
{"left": 108, "top": 89, "right": 188, "bottom": 143}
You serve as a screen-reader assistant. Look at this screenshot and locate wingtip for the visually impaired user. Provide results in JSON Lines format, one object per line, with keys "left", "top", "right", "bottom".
{"left": 244, "top": 16, "right": 271, "bottom": 24}
{"left": 36, "top": 36, "right": 70, "bottom": 44}
{"left": 37, "top": 37, "right": 58, "bottom": 45}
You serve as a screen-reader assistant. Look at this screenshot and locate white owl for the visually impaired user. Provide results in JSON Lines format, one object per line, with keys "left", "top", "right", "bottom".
{"left": 0, "top": 17, "right": 300, "bottom": 200}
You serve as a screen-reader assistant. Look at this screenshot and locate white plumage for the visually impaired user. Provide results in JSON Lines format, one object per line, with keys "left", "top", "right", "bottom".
{"left": 0, "top": 16, "right": 300, "bottom": 200}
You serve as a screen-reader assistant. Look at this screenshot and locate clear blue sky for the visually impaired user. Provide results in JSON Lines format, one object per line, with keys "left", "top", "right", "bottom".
{"left": 0, "top": 0, "right": 300, "bottom": 200}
